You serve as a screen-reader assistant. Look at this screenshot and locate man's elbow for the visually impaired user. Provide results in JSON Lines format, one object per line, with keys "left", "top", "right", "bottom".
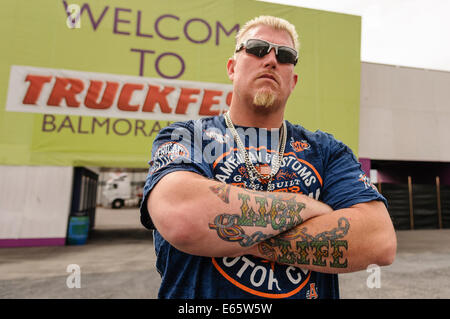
{"left": 375, "top": 231, "right": 397, "bottom": 266}
{"left": 366, "top": 202, "right": 397, "bottom": 267}
{"left": 150, "top": 198, "right": 202, "bottom": 253}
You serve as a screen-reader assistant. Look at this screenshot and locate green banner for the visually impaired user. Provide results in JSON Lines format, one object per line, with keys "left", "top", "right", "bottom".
{"left": 0, "top": 0, "right": 361, "bottom": 168}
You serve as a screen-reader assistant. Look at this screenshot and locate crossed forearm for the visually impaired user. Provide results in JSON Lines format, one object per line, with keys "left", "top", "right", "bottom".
{"left": 149, "top": 172, "right": 331, "bottom": 257}
{"left": 207, "top": 181, "right": 396, "bottom": 273}
{"left": 208, "top": 183, "right": 304, "bottom": 247}
{"left": 151, "top": 172, "right": 395, "bottom": 271}
{"left": 208, "top": 182, "right": 353, "bottom": 273}
{"left": 206, "top": 180, "right": 332, "bottom": 253}
{"left": 249, "top": 214, "right": 352, "bottom": 273}
{"left": 246, "top": 201, "right": 397, "bottom": 274}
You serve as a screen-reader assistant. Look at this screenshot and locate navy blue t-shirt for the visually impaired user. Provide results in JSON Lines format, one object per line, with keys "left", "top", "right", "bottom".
{"left": 140, "top": 115, "right": 386, "bottom": 299}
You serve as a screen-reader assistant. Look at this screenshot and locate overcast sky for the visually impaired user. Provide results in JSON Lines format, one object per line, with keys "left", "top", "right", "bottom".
{"left": 260, "top": 0, "right": 450, "bottom": 72}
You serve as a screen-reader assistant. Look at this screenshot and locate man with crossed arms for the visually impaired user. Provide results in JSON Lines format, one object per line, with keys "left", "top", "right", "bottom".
{"left": 140, "top": 15, "right": 396, "bottom": 299}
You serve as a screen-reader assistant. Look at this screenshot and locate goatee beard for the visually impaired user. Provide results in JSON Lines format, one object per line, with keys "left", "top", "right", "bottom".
{"left": 253, "top": 89, "right": 276, "bottom": 108}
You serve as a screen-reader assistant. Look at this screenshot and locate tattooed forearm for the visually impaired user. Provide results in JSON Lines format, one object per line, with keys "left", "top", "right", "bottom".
{"left": 208, "top": 184, "right": 306, "bottom": 247}
{"left": 209, "top": 183, "right": 231, "bottom": 203}
{"left": 257, "top": 217, "right": 350, "bottom": 269}
{"left": 208, "top": 214, "right": 272, "bottom": 247}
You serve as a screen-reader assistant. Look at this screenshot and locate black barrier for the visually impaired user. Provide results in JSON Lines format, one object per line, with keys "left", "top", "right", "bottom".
{"left": 412, "top": 184, "right": 439, "bottom": 229}
{"left": 378, "top": 183, "right": 411, "bottom": 230}
{"left": 378, "top": 181, "right": 450, "bottom": 230}
{"left": 441, "top": 185, "right": 450, "bottom": 229}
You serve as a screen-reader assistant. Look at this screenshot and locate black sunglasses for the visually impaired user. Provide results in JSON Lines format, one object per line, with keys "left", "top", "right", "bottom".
{"left": 235, "top": 38, "right": 298, "bottom": 66}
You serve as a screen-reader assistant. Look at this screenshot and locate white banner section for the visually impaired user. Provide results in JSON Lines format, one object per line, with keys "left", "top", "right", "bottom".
{"left": 6, "top": 65, "right": 233, "bottom": 121}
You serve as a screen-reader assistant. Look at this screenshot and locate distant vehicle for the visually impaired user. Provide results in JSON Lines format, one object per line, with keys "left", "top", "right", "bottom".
{"left": 102, "top": 173, "right": 141, "bottom": 209}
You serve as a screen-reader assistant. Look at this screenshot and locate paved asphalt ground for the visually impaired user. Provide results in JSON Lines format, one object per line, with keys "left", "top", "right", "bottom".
{"left": 1, "top": 207, "right": 450, "bottom": 299}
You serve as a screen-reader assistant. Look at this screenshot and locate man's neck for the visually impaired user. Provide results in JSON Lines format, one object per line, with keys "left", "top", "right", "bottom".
{"left": 227, "top": 105, "right": 285, "bottom": 130}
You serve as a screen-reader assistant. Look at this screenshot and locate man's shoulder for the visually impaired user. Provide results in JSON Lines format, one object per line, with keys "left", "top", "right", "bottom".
{"left": 287, "top": 122, "right": 336, "bottom": 143}
{"left": 287, "top": 123, "right": 349, "bottom": 160}
{"left": 161, "top": 116, "right": 222, "bottom": 132}
{"left": 171, "top": 115, "right": 221, "bottom": 127}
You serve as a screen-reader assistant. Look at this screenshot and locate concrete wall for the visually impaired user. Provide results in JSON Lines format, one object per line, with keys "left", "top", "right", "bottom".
{"left": 359, "top": 62, "right": 450, "bottom": 161}
{"left": 0, "top": 166, "right": 73, "bottom": 246}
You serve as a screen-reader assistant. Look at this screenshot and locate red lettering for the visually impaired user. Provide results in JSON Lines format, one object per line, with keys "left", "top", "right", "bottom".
{"left": 142, "top": 85, "right": 175, "bottom": 113}
{"left": 199, "top": 90, "right": 222, "bottom": 116}
{"left": 85, "top": 81, "right": 119, "bottom": 109}
{"left": 175, "top": 88, "right": 200, "bottom": 114}
{"left": 117, "top": 83, "right": 143, "bottom": 111}
{"left": 47, "top": 77, "right": 84, "bottom": 107}
{"left": 308, "top": 283, "right": 318, "bottom": 299}
{"left": 19, "top": 71, "right": 232, "bottom": 116}
{"left": 23, "top": 75, "right": 52, "bottom": 105}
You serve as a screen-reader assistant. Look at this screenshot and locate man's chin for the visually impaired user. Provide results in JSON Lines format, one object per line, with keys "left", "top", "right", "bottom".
{"left": 253, "top": 90, "right": 276, "bottom": 109}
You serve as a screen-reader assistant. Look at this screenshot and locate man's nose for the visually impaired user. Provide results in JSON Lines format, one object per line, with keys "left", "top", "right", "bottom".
{"left": 263, "top": 48, "right": 278, "bottom": 67}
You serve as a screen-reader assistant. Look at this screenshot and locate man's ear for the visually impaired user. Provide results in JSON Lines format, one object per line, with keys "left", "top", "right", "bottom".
{"left": 227, "top": 58, "right": 236, "bottom": 81}
{"left": 291, "top": 73, "right": 298, "bottom": 91}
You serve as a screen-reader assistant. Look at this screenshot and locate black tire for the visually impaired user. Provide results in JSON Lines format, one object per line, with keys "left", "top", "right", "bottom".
{"left": 112, "top": 199, "right": 124, "bottom": 209}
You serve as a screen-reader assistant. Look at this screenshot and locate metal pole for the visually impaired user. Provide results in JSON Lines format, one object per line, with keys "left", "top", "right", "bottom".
{"left": 436, "top": 176, "right": 443, "bottom": 229}
{"left": 408, "top": 176, "right": 414, "bottom": 230}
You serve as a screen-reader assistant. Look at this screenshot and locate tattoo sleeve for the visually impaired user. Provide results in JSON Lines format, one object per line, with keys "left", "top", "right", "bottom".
{"left": 208, "top": 183, "right": 306, "bottom": 247}
{"left": 209, "top": 183, "right": 231, "bottom": 204}
{"left": 258, "top": 217, "right": 350, "bottom": 269}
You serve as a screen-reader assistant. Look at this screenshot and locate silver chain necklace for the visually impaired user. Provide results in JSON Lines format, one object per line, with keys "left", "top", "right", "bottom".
{"left": 223, "top": 111, "right": 287, "bottom": 191}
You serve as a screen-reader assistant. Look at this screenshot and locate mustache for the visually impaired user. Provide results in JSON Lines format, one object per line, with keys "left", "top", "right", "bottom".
{"left": 256, "top": 72, "right": 279, "bottom": 84}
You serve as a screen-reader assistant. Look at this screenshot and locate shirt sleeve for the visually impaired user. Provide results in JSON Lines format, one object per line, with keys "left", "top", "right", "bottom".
{"left": 140, "top": 120, "right": 213, "bottom": 230}
{"left": 320, "top": 133, "right": 387, "bottom": 210}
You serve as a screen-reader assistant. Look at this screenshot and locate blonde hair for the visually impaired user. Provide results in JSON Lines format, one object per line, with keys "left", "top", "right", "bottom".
{"left": 235, "top": 16, "right": 300, "bottom": 53}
